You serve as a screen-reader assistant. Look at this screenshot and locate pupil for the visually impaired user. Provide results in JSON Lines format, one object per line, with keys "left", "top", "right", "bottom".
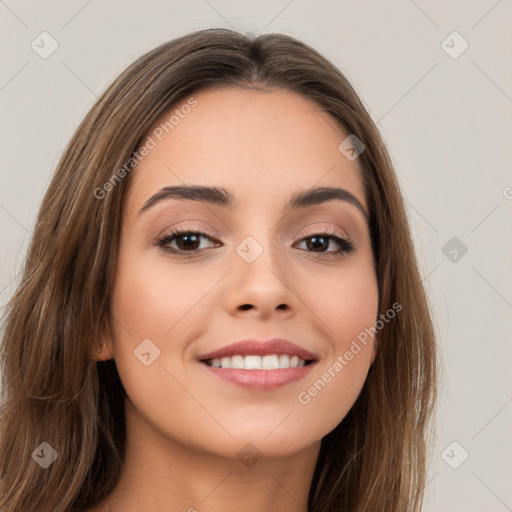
{"left": 178, "top": 234, "right": 199, "bottom": 250}
{"left": 308, "top": 236, "right": 326, "bottom": 251}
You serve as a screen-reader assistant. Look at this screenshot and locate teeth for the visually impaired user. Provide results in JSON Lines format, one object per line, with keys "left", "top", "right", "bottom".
{"left": 262, "top": 355, "right": 279, "bottom": 370}
{"left": 231, "top": 355, "right": 245, "bottom": 369}
{"left": 207, "top": 354, "right": 310, "bottom": 370}
{"left": 278, "top": 354, "right": 289, "bottom": 368}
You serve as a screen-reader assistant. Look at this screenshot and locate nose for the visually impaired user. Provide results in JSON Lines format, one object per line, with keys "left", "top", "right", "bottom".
{"left": 224, "top": 239, "right": 296, "bottom": 319}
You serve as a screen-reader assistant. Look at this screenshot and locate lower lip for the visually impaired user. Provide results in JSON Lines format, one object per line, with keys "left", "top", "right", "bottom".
{"left": 200, "top": 361, "right": 316, "bottom": 390}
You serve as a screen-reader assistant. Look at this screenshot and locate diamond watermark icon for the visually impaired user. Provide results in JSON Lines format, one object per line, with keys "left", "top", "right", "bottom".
{"left": 441, "top": 31, "right": 469, "bottom": 59}
{"left": 338, "top": 134, "right": 365, "bottom": 161}
{"left": 441, "top": 441, "right": 469, "bottom": 469}
{"left": 237, "top": 442, "right": 263, "bottom": 468}
{"left": 31, "top": 31, "right": 59, "bottom": 59}
{"left": 442, "top": 237, "right": 468, "bottom": 263}
{"left": 32, "top": 442, "right": 58, "bottom": 469}
{"left": 134, "top": 338, "right": 161, "bottom": 366}
{"left": 236, "top": 236, "right": 264, "bottom": 264}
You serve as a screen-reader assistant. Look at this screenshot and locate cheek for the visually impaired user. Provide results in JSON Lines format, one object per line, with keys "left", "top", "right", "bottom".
{"left": 108, "top": 256, "right": 217, "bottom": 442}
{"left": 293, "top": 261, "right": 378, "bottom": 429}
{"left": 331, "top": 270, "right": 378, "bottom": 346}
{"left": 111, "top": 254, "right": 210, "bottom": 342}
{"left": 108, "top": 252, "right": 211, "bottom": 392}
{"left": 329, "top": 265, "right": 379, "bottom": 384}
{"left": 298, "top": 256, "right": 379, "bottom": 348}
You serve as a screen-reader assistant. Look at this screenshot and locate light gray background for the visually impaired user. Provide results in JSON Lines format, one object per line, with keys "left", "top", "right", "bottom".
{"left": 1, "top": 1, "right": 511, "bottom": 510}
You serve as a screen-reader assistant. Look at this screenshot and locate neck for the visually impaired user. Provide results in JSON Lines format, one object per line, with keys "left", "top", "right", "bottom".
{"left": 102, "top": 400, "right": 321, "bottom": 512}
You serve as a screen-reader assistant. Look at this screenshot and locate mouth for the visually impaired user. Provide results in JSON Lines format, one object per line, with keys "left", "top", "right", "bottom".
{"left": 201, "top": 354, "right": 315, "bottom": 370}
{"left": 196, "top": 338, "right": 319, "bottom": 390}
{"left": 197, "top": 337, "right": 319, "bottom": 364}
{"left": 199, "top": 353, "right": 317, "bottom": 390}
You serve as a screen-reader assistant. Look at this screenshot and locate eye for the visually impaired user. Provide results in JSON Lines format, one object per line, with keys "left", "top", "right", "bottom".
{"left": 154, "top": 226, "right": 220, "bottom": 254}
{"left": 294, "top": 226, "right": 355, "bottom": 257}
{"left": 153, "top": 225, "right": 355, "bottom": 257}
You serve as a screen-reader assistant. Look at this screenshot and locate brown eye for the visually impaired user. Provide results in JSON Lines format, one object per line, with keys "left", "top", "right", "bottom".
{"left": 295, "top": 227, "right": 355, "bottom": 256}
{"left": 155, "top": 228, "right": 220, "bottom": 254}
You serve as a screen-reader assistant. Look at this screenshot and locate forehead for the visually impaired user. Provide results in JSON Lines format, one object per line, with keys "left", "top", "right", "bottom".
{"left": 124, "top": 86, "right": 366, "bottom": 214}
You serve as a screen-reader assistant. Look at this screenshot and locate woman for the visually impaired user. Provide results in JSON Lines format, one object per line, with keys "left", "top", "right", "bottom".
{"left": 0, "top": 28, "right": 437, "bottom": 511}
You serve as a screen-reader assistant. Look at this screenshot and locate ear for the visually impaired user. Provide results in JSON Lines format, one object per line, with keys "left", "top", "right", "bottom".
{"left": 95, "top": 318, "right": 115, "bottom": 361}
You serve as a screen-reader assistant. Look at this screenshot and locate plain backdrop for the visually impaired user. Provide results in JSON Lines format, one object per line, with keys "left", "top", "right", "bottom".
{"left": 1, "top": 1, "right": 511, "bottom": 510}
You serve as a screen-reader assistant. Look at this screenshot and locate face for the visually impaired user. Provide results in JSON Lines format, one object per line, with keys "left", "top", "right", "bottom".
{"left": 98, "top": 86, "right": 379, "bottom": 460}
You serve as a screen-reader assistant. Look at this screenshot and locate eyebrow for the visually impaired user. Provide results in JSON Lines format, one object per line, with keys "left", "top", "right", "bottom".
{"left": 138, "top": 185, "right": 369, "bottom": 223}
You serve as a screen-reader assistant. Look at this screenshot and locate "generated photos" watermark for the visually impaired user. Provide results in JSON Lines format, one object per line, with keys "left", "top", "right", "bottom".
{"left": 297, "top": 302, "right": 402, "bottom": 405}
{"left": 94, "top": 97, "right": 198, "bottom": 200}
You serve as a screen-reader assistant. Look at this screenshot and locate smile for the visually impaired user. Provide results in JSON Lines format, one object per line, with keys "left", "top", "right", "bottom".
{"left": 203, "top": 354, "right": 313, "bottom": 369}
{"left": 200, "top": 356, "right": 317, "bottom": 390}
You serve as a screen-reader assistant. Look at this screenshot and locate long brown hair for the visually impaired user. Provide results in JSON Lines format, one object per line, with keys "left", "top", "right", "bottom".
{"left": 0, "top": 28, "right": 437, "bottom": 511}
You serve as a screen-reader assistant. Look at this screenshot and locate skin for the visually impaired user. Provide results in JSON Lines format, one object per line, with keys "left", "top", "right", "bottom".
{"left": 92, "top": 86, "right": 379, "bottom": 512}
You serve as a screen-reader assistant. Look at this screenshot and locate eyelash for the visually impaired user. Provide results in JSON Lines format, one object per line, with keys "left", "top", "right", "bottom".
{"left": 154, "top": 225, "right": 355, "bottom": 258}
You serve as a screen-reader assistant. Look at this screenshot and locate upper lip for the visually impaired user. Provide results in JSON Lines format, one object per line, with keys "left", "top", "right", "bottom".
{"left": 198, "top": 338, "right": 318, "bottom": 362}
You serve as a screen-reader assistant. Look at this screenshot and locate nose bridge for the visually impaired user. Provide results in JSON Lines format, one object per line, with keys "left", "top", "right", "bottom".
{"left": 234, "top": 230, "right": 285, "bottom": 285}
{"left": 224, "top": 226, "right": 294, "bottom": 315}
{"left": 231, "top": 198, "right": 282, "bottom": 268}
